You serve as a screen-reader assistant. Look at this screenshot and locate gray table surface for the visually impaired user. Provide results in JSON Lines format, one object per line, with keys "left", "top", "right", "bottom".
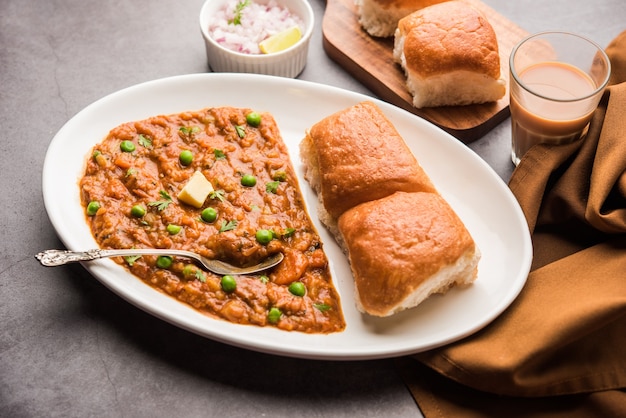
{"left": 1, "top": 0, "right": 624, "bottom": 416}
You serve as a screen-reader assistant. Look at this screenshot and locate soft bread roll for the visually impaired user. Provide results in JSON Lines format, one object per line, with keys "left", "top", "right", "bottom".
{"left": 393, "top": 1, "right": 506, "bottom": 108}
{"left": 299, "top": 101, "right": 436, "bottom": 233}
{"left": 300, "top": 101, "right": 480, "bottom": 316}
{"left": 356, "top": 0, "right": 448, "bottom": 38}
{"left": 338, "top": 191, "right": 480, "bottom": 317}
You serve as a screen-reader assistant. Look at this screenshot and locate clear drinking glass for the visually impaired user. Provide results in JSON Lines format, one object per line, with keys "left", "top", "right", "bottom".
{"left": 509, "top": 31, "right": 611, "bottom": 165}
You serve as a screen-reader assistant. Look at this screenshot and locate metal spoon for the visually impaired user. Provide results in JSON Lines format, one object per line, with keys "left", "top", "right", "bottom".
{"left": 35, "top": 248, "right": 284, "bottom": 276}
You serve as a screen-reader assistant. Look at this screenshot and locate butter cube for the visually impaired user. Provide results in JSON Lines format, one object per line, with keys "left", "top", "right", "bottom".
{"left": 177, "top": 171, "right": 214, "bottom": 208}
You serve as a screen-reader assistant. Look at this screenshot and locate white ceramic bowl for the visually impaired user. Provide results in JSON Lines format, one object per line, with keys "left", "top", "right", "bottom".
{"left": 199, "top": 0, "right": 314, "bottom": 78}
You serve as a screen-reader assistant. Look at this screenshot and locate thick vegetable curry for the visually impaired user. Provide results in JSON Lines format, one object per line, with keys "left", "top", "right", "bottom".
{"left": 80, "top": 107, "right": 345, "bottom": 333}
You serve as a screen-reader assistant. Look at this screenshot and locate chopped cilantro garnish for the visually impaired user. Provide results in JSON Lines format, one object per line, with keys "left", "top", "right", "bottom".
{"left": 314, "top": 303, "right": 331, "bottom": 312}
{"left": 124, "top": 254, "right": 141, "bottom": 266}
{"left": 179, "top": 126, "right": 200, "bottom": 136}
{"left": 195, "top": 269, "right": 206, "bottom": 283}
{"left": 125, "top": 167, "right": 136, "bottom": 177}
{"left": 229, "top": 0, "right": 250, "bottom": 25}
{"left": 214, "top": 149, "right": 226, "bottom": 160}
{"left": 266, "top": 181, "right": 280, "bottom": 194}
{"left": 259, "top": 275, "right": 269, "bottom": 284}
{"left": 148, "top": 190, "right": 173, "bottom": 211}
{"left": 282, "top": 227, "right": 295, "bottom": 238}
{"left": 138, "top": 134, "right": 152, "bottom": 149}
{"left": 235, "top": 125, "right": 246, "bottom": 138}
{"left": 219, "top": 219, "right": 238, "bottom": 233}
{"left": 210, "top": 189, "right": 226, "bottom": 202}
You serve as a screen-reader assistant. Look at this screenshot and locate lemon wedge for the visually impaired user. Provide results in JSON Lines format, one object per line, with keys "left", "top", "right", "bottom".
{"left": 259, "top": 26, "right": 302, "bottom": 54}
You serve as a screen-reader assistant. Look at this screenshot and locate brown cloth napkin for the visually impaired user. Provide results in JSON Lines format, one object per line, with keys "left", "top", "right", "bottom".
{"left": 399, "top": 31, "right": 626, "bottom": 417}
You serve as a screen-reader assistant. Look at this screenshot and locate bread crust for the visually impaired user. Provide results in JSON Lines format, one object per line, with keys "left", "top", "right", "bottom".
{"left": 302, "top": 101, "right": 436, "bottom": 220}
{"left": 338, "top": 191, "right": 479, "bottom": 317}
{"left": 397, "top": 1, "right": 501, "bottom": 78}
{"left": 357, "top": 0, "right": 448, "bottom": 38}
{"left": 368, "top": 0, "right": 444, "bottom": 9}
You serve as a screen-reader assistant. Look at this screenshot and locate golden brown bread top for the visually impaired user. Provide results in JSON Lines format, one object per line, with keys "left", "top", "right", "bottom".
{"left": 397, "top": 1, "right": 501, "bottom": 78}
{"left": 307, "top": 101, "right": 436, "bottom": 220}
{"left": 337, "top": 191, "right": 476, "bottom": 316}
{"left": 369, "top": 0, "right": 447, "bottom": 10}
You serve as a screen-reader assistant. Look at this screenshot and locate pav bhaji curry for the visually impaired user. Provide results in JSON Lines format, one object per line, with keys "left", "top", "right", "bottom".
{"left": 80, "top": 107, "right": 345, "bottom": 333}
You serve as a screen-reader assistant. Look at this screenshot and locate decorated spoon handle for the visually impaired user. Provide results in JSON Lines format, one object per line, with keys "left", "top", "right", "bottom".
{"left": 35, "top": 249, "right": 111, "bottom": 266}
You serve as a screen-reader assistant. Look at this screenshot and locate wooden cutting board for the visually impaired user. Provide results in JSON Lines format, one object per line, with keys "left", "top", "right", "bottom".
{"left": 322, "top": 0, "right": 529, "bottom": 143}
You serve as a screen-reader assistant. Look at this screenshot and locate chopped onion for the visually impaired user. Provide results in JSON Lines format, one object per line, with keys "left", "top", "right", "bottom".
{"left": 208, "top": 0, "right": 304, "bottom": 55}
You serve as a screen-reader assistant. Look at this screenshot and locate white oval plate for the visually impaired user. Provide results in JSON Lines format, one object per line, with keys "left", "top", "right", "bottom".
{"left": 42, "top": 73, "right": 532, "bottom": 360}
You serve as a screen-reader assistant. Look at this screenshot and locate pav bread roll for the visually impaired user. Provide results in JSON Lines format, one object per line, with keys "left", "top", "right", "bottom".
{"left": 299, "top": 101, "right": 436, "bottom": 235}
{"left": 393, "top": 1, "right": 506, "bottom": 108}
{"left": 356, "top": 0, "right": 448, "bottom": 38}
{"left": 300, "top": 101, "right": 481, "bottom": 317}
{"left": 338, "top": 191, "right": 480, "bottom": 317}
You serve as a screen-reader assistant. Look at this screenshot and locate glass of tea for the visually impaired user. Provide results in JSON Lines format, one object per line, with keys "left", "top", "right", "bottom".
{"left": 509, "top": 31, "right": 611, "bottom": 165}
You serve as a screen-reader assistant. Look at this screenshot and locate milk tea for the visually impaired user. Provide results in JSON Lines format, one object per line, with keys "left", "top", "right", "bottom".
{"left": 510, "top": 61, "right": 597, "bottom": 164}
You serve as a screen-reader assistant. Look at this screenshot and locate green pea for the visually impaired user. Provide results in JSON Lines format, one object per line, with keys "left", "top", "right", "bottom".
{"left": 246, "top": 111, "right": 261, "bottom": 127}
{"left": 241, "top": 174, "right": 257, "bottom": 187}
{"left": 166, "top": 224, "right": 181, "bottom": 235}
{"left": 268, "top": 307, "right": 282, "bottom": 324}
{"left": 130, "top": 204, "right": 146, "bottom": 217}
{"left": 201, "top": 207, "right": 218, "bottom": 223}
{"left": 221, "top": 275, "right": 237, "bottom": 293}
{"left": 156, "top": 255, "right": 173, "bottom": 269}
{"left": 179, "top": 150, "right": 193, "bottom": 166}
{"left": 288, "top": 281, "right": 306, "bottom": 297}
{"left": 86, "top": 201, "right": 101, "bottom": 216}
{"left": 182, "top": 264, "right": 196, "bottom": 277}
{"left": 255, "top": 229, "right": 273, "bottom": 245}
{"left": 120, "top": 140, "right": 135, "bottom": 153}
